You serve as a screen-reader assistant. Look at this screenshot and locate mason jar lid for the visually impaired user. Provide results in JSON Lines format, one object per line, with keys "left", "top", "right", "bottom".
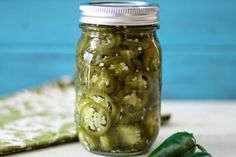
{"left": 80, "top": 1, "right": 160, "bottom": 26}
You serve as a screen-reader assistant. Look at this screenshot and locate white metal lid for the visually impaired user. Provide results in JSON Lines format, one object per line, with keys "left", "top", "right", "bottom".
{"left": 80, "top": 1, "right": 160, "bottom": 26}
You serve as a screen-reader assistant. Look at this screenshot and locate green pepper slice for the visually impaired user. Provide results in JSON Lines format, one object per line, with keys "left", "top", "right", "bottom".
{"left": 108, "top": 61, "right": 130, "bottom": 77}
{"left": 125, "top": 72, "right": 152, "bottom": 90}
{"left": 120, "top": 90, "right": 148, "bottom": 109}
{"left": 132, "top": 59, "right": 144, "bottom": 71}
{"left": 97, "top": 33, "right": 121, "bottom": 49}
{"left": 119, "top": 47, "right": 140, "bottom": 59}
{"left": 97, "top": 56, "right": 132, "bottom": 78}
{"left": 116, "top": 124, "right": 147, "bottom": 150}
{"left": 84, "top": 66, "right": 116, "bottom": 94}
{"left": 80, "top": 102, "right": 111, "bottom": 136}
{"left": 113, "top": 89, "right": 148, "bottom": 123}
{"left": 121, "top": 37, "right": 149, "bottom": 49}
{"left": 118, "top": 108, "right": 144, "bottom": 124}
{"left": 88, "top": 92, "right": 118, "bottom": 121}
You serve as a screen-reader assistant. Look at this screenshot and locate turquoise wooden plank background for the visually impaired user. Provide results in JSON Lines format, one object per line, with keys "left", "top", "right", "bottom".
{"left": 0, "top": 0, "right": 236, "bottom": 99}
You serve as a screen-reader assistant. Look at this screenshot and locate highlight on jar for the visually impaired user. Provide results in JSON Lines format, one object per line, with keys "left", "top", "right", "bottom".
{"left": 75, "top": 1, "right": 162, "bottom": 156}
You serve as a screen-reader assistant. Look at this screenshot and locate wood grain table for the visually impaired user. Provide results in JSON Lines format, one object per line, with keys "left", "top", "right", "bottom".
{"left": 7, "top": 101, "right": 236, "bottom": 157}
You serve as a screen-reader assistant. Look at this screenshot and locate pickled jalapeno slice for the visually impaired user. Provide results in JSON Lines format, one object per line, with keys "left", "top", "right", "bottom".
{"left": 121, "top": 37, "right": 149, "bottom": 49}
{"left": 125, "top": 72, "right": 151, "bottom": 90}
{"left": 97, "top": 33, "right": 121, "bottom": 49}
{"left": 116, "top": 89, "right": 147, "bottom": 123}
{"left": 108, "top": 62, "right": 130, "bottom": 77}
{"left": 121, "top": 90, "right": 148, "bottom": 109}
{"left": 119, "top": 47, "right": 139, "bottom": 59}
{"left": 79, "top": 66, "right": 116, "bottom": 93}
{"left": 116, "top": 124, "right": 147, "bottom": 149}
{"left": 88, "top": 66, "right": 116, "bottom": 94}
{"left": 88, "top": 92, "right": 118, "bottom": 120}
{"left": 80, "top": 102, "right": 111, "bottom": 136}
{"left": 119, "top": 107, "right": 144, "bottom": 124}
{"left": 132, "top": 59, "right": 144, "bottom": 71}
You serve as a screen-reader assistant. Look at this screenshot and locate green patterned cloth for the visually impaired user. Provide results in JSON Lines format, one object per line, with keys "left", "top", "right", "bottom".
{"left": 0, "top": 78, "right": 77, "bottom": 155}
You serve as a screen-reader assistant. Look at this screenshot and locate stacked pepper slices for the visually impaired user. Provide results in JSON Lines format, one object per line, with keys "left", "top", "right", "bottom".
{"left": 75, "top": 25, "right": 161, "bottom": 153}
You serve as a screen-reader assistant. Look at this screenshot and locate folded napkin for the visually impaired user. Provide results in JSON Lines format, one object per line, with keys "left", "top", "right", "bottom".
{"left": 0, "top": 78, "right": 77, "bottom": 155}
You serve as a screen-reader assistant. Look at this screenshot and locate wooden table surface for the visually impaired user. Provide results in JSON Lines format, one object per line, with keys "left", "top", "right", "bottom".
{"left": 7, "top": 101, "right": 236, "bottom": 157}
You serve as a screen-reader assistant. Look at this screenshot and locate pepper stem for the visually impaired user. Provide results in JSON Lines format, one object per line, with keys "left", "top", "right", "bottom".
{"left": 196, "top": 144, "right": 207, "bottom": 152}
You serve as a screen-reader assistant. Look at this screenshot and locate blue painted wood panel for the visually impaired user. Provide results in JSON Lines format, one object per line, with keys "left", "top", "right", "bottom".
{"left": 0, "top": 0, "right": 236, "bottom": 99}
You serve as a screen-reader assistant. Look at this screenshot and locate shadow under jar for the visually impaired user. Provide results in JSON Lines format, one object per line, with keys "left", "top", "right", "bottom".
{"left": 75, "top": 1, "right": 161, "bottom": 156}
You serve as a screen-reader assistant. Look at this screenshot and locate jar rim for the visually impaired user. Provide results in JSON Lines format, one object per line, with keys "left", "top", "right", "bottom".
{"left": 80, "top": 1, "right": 160, "bottom": 26}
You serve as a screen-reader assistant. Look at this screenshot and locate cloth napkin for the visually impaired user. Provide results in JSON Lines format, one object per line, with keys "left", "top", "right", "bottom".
{"left": 0, "top": 78, "right": 77, "bottom": 156}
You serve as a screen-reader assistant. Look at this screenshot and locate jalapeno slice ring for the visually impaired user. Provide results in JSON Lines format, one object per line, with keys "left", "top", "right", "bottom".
{"left": 119, "top": 48, "right": 139, "bottom": 59}
{"left": 88, "top": 92, "right": 118, "bottom": 120}
{"left": 97, "top": 33, "right": 121, "bottom": 49}
{"left": 120, "top": 90, "right": 148, "bottom": 109}
{"left": 125, "top": 72, "right": 150, "bottom": 90}
{"left": 86, "top": 66, "right": 116, "bottom": 94}
{"left": 80, "top": 102, "right": 111, "bottom": 136}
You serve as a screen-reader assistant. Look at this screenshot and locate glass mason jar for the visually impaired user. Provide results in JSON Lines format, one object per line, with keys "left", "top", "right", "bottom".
{"left": 75, "top": 1, "right": 161, "bottom": 156}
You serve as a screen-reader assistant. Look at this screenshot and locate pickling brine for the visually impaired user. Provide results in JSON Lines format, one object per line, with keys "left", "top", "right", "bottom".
{"left": 75, "top": 2, "right": 161, "bottom": 156}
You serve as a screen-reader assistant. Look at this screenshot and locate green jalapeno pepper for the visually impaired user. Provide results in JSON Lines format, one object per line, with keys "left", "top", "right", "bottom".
{"left": 149, "top": 132, "right": 196, "bottom": 157}
{"left": 149, "top": 132, "right": 212, "bottom": 157}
